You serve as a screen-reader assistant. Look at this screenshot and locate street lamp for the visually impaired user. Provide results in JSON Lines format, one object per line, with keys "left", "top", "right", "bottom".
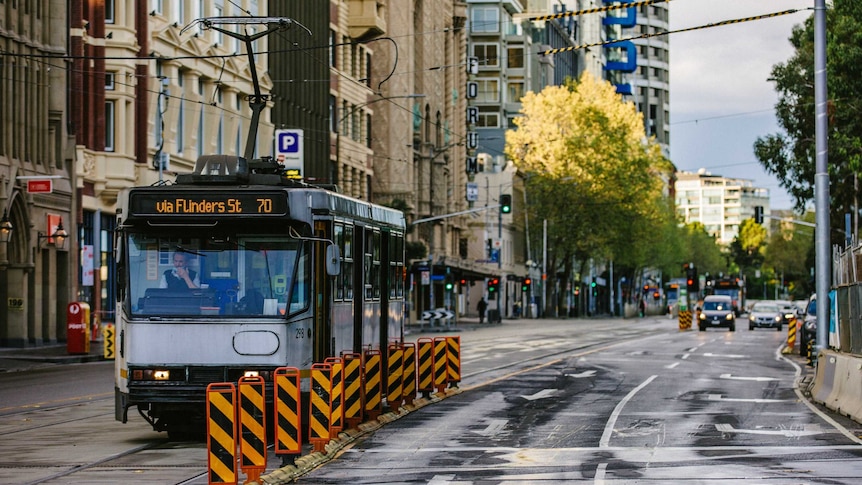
{"left": 335, "top": 94, "right": 425, "bottom": 194}
{"left": 0, "top": 208, "right": 11, "bottom": 244}
{"left": 37, "top": 218, "right": 68, "bottom": 251}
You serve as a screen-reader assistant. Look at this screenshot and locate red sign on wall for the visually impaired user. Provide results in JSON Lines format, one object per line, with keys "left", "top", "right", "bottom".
{"left": 27, "top": 179, "right": 53, "bottom": 193}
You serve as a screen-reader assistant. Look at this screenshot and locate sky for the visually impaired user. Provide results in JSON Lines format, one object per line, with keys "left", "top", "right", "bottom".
{"left": 668, "top": 0, "right": 816, "bottom": 210}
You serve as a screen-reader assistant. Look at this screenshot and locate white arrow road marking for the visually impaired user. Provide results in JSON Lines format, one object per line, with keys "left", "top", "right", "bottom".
{"left": 708, "top": 394, "right": 789, "bottom": 403}
{"left": 566, "top": 370, "right": 597, "bottom": 378}
{"left": 475, "top": 419, "right": 509, "bottom": 436}
{"left": 719, "top": 373, "right": 779, "bottom": 382}
{"left": 702, "top": 353, "right": 747, "bottom": 358}
{"left": 715, "top": 423, "right": 824, "bottom": 437}
{"left": 520, "top": 389, "right": 558, "bottom": 401}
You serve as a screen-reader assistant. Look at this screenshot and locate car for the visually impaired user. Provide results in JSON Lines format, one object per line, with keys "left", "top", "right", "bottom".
{"left": 800, "top": 295, "right": 817, "bottom": 356}
{"left": 748, "top": 301, "right": 785, "bottom": 331}
{"left": 698, "top": 295, "right": 736, "bottom": 331}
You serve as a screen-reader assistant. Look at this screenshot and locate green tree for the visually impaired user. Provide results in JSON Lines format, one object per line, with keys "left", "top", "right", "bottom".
{"left": 754, "top": 0, "right": 862, "bottom": 244}
{"left": 763, "top": 212, "right": 815, "bottom": 299}
{"left": 729, "top": 218, "right": 768, "bottom": 270}
{"left": 680, "top": 222, "right": 726, "bottom": 277}
{"left": 505, "top": 72, "right": 674, "bottom": 314}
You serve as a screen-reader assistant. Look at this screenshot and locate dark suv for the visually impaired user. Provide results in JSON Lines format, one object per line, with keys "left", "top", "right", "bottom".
{"left": 698, "top": 295, "right": 736, "bottom": 331}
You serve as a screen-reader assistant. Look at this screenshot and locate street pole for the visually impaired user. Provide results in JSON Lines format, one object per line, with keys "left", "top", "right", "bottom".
{"left": 813, "top": 0, "right": 830, "bottom": 356}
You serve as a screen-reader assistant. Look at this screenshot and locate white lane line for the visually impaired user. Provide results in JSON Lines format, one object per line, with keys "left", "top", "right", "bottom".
{"left": 719, "top": 373, "right": 779, "bottom": 382}
{"left": 475, "top": 419, "right": 508, "bottom": 436}
{"left": 600, "top": 375, "right": 658, "bottom": 447}
{"left": 702, "top": 352, "right": 747, "bottom": 358}
{"left": 707, "top": 394, "right": 789, "bottom": 403}
{"left": 715, "top": 423, "right": 823, "bottom": 437}
{"left": 594, "top": 462, "right": 608, "bottom": 485}
{"left": 567, "top": 370, "right": 597, "bottom": 378}
{"left": 665, "top": 362, "right": 680, "bottom": 369}
{"left": 775, "top": 344, "right": 862, "bottom": 445}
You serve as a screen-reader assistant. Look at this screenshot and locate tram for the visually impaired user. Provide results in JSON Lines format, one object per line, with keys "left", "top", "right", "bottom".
{"left": 112, "top": 16, "right": 406, "bottom": 437}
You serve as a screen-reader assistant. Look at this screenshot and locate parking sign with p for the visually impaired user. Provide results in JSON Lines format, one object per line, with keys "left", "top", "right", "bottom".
{"left": 274, "top": 129, "right": 304, "bottom": 179}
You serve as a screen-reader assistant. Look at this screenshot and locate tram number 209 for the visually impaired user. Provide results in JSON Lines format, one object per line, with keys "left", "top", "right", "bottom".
{"left": 295, "top": 327, "right": 310, "bottom": 339}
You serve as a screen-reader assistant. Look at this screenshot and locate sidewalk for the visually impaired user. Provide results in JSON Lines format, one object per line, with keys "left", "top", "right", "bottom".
{"left": 0, "top": 340, "right": 106, "bottom": 373}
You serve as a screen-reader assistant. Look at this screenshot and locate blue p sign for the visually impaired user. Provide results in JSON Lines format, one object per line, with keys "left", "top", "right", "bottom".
{"left": 277, "top": 131, "right": 300, "bottom": 153}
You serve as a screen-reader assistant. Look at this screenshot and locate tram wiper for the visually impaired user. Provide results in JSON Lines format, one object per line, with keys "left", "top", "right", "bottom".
{"left": 175, "top": 245, "right": 207, "bottom": 258}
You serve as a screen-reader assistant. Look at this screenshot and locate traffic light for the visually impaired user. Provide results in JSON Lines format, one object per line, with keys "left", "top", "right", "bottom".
{"left": 685, "top": 263, "right": 699, "bottom": 292}
{"left": 590, "top": 277, "right": 597, "bottom": 296}
{"left": 500, "top": 194, "right": 512, "bottom": 214}
{"left": 488, "top": 278, "right": 499, "bottom": 299}
{"left": 522, "top": 277, "right": 531, "bottom": 292}
{"left": 754, "top": 205, "right": 764, "bottom": 224}
{"left": 444, "top": 274, "right": 454, "bottom": 292}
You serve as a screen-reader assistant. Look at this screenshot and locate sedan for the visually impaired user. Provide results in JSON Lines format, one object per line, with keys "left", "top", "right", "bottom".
{"left": 748, "top": 301, "right": 784, "bottom": 331}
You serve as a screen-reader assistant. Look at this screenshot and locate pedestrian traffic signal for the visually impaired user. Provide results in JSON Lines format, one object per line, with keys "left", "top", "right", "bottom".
{"left": 500, "top": 194, "right": 512, "bottom": 214}
{"left": 522, "top": 277, "right": 531, "bottom": 292}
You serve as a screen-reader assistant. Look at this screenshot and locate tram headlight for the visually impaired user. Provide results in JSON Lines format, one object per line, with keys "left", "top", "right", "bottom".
{"left": 131, "top": 368, "right": 172, "bottom": 381}
{"left": 243, "top": 370, "right": 260, "bottom": 378}
{"left": 153, "top": 370, "right": 170, "bottom": 381}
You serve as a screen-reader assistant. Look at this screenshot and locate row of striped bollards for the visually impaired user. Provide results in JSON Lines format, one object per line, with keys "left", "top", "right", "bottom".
{"left": 205, "top": 336, "right": 461, "bottom": 484}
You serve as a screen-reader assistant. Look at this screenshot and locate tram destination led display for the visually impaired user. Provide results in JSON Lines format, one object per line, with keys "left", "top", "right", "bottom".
{"left": 129, "top": 191, "right": 288, "bottom": 217}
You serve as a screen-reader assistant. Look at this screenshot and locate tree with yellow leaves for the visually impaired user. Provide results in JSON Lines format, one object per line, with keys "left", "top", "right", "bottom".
{"left": 505, "top": 72, "right": 676, "bottom": 315}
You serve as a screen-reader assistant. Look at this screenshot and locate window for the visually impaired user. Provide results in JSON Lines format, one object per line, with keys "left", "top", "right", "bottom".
{"left": 477, "top": 110, "right": 499, "bottom": 128}
{"left": 472, "top": 43, "right": 499, "bottom": 69}
{"left": 329, "top": 30, "right": 337, "bottom": 68}
{"left": 343, "top": 225, "right": 354, "bottom": 300}
{"left": 177, "top": 73, "right": 184, "bottom": 153}
{"left": 476, "top": 77, "right": 499, "bottom": 103}
{"left": 471, "top": 6, "right": 499, "bottom": 33}
{"left": 214, "top": 0, "right": 224, "bottom": 45}
{"left": 105, "top": 101, "right": 115, "bottom": 152}
{"left": 507, "top": 47, "right": 524, "bottom": 69}
{"left": 105, "top": 0, "right": 115, "bottom": 23}
{"left": 507, "top": 81, "right": 525, "bottom": 103}
{"left": 105, "top": 72, "right": 115, "bottom": 90}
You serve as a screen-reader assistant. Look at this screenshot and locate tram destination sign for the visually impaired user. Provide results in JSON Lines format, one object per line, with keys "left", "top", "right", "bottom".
{"left": 129, "top": 191, "right": 289, "bottom": 217}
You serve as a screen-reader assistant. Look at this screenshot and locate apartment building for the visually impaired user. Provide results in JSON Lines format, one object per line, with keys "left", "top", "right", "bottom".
{"left": 675, "top": 170, "right": 771, "bottom": 245}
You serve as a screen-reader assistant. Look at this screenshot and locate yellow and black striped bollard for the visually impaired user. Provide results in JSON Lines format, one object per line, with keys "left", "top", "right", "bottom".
{"left": 401, "top": 342, "right": 417, "bottom": 405}
{"left": 445, "top": 336, "right": 461, "bottom": 388}
{"left": 206, "top": 383, "right": 238, "bottom": 484}
{"left": 363, "top": 349, "right": 383, "bottom": 421}
{"left": 273, "top": 367, "right": 302, "bottom": 466}
{"left": 386, "top": 342, "right": 404, "bottom": 411}
{"left": 309, "top": 363, "right": 332, "bottom": 452}
{"left": 341, "top": 352, "right": 364, "bottom": 428}
{"left": 238, "top": 375, "right": 266, "bottom": 484}
{"left": 433, "top": 337, "right": 449, "bottom": 394}
{"left": 416, "top": 338, "right": 435, "bottom": 398}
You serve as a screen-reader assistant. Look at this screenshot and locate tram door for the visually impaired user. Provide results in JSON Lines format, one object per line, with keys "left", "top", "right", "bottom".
{"left": 313, "top": 220, "right": 332, "bottom": 362}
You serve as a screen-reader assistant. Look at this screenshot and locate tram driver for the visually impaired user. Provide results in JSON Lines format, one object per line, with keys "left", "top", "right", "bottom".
{"left": 160, "top": 251, "right": 200, "bottom": 290}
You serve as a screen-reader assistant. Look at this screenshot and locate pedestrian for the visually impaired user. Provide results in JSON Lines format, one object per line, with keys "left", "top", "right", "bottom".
{"left": 477, "top": 297, "right": 488, "bottom": 324}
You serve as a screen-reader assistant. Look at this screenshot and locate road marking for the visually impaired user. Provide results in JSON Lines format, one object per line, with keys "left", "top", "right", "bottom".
{"left": 566, "top": 370, "right": 597, "bottom": 378}
{"left": 520, "top": 389, "right": 558, "bottom": 401}
{"left": 427, "top": 475, "right": 456, "bottom": 484}
{"left": 702, "top": 353, "right": 747, "bottom": 358}
{"left": 719, "top": 373, "right": 779, "bottom": 382}
{"left": 600, "top": 375, "right": 657, "bottom": 447}
{"left": 595, "top": 462, "right": 608, "bottom": 485}
{"left": 707, "top": 394, "right": 789, "bottom": 403}
{"left": 475, "top": 419, "right": 508, "bottom": 436}
{"left": 665, "top": 362, "right": 680, "bottom": 369}
{"left": 715, "top": 423, "right": 824, "bottom": 437}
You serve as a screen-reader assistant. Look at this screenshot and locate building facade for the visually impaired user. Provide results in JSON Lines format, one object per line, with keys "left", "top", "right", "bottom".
{"left": 1, "top": 1, "right": 75, "bottom": 347}
{"left": 675, "top": 170, "right": 771, "bottom": 245}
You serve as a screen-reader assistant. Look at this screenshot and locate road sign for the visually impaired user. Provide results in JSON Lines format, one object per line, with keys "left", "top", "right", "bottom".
{"left": 466, "top": 182, "right": 478, "bottom": 201}
{"left": 27, "top": 179, "right": 52, "bottom": 193}
{"left": 275, "top": 129, "right": 304, "bottom": 179}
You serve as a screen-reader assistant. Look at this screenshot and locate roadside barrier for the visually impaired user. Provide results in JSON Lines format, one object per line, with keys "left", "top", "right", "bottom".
{"left": 273, "top": 367, "right": 302, "bottom": 465}
{"left": 401, "top": 342, "right": 417, "bottom": 405}
{"left": 206, "top": 383, "right": 238, "bottom": 485}
{"left": 324, "top": 357, "right": 345, "bottom": 438}
{"left": 342, "top": 352, "right": 364, "bottom": 428}
{"left": 416, "top": 338, "right": 435, "bottom": 397}
{"left": 363, "top": 349, "right": 383, "bottom": 420}
{"left": 309, "top": 363, "right": 332, "bottom": 452}
{"left": 446, "top": 336, "right": 461, "bottom": 387}
{"left": 784, "top": 317, "right": 797, "bottom": 353}
{"left": 387, "top": 342, "right": 404, "bottom": 411}
{"left": 204, "top": 336, "right": 464, "bottom": 482}
{"left": 678, "top": 310, "right": 692, "bottom": 330}
{"left": 433, "top": 337, "right": 449, "bottom": 393}
{"left": 238, "top": 376, "right": 266, "bottom": 484}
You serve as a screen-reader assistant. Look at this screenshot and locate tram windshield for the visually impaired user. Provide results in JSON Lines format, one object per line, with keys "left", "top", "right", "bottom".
{"left": 126, "top": 233, "right": 310, "bottom": 318}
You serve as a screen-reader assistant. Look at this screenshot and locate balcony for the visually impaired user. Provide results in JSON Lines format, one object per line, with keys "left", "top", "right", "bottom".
{"left": 348, "top": 0, "right": 386, "bottom": 41}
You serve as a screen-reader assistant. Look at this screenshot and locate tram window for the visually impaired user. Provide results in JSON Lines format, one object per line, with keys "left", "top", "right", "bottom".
{"left": 390, "top": 233, "right": 403, "bottom": 299}
{"left": 334, "top": 224, "right": 344, "bottom": 300}
{"left": 126, "top": 233, "right": 308, "bottom": 317}
{"left": 372, "top": 230, "right": 381, "bottom": 299}
{"left": 343, "top": 225, "right": 354, "bottom": 300}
